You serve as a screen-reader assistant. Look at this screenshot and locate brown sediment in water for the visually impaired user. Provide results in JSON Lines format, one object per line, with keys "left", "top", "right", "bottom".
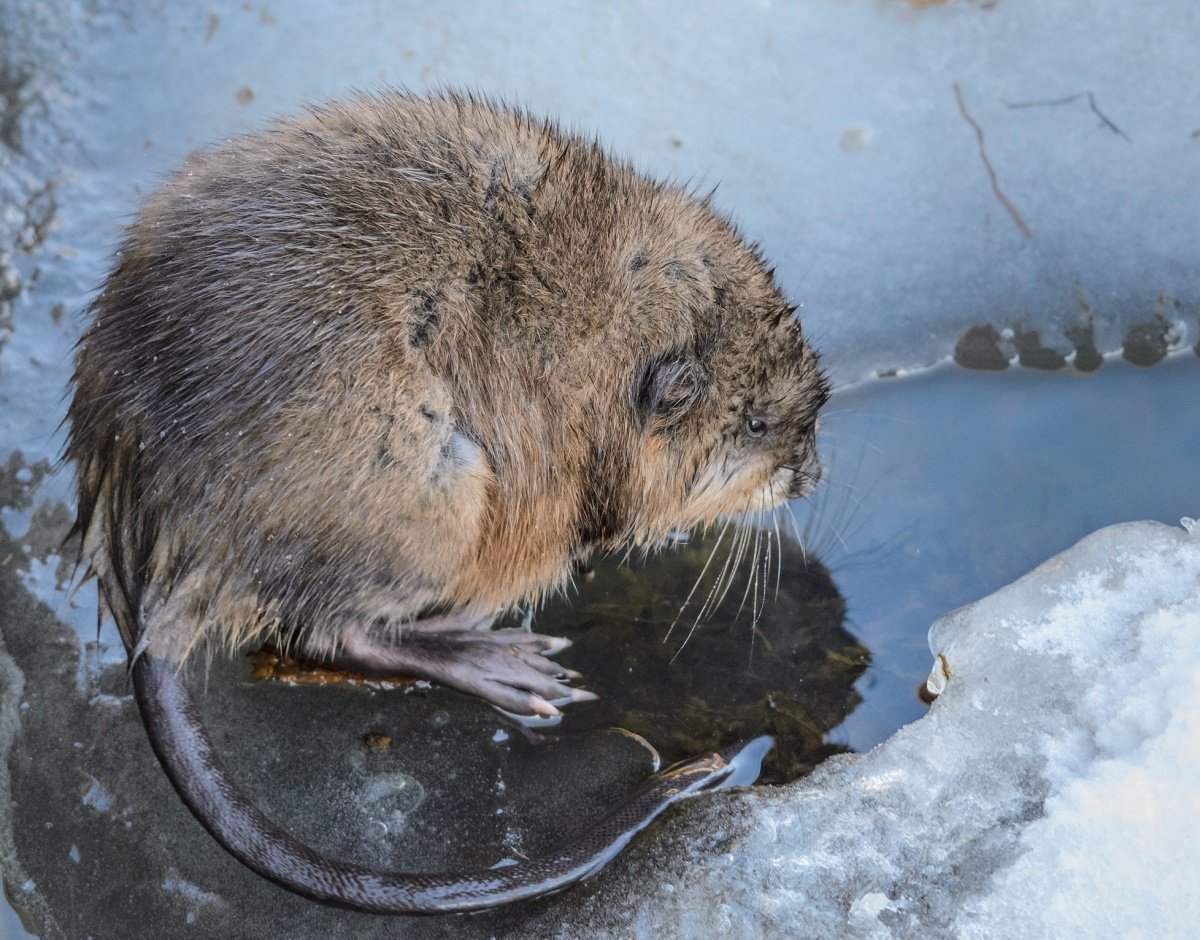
{"left": 532, "top": 530, "right": 867, "bottom": 785}
{"left": 361, "top": 732, "right": 393, "bottom": 751}
{"left": 1065, "top": 317, "right": 1104, "bottom": 372}
{"left": 248, "top": 647, "right": 419, "bottom": 689}
{"left": 1123, "top": 294, "right": 1187, "bottom": 367}
{"left": 1122, "top": 311, "right": 1173, "bottom": 367}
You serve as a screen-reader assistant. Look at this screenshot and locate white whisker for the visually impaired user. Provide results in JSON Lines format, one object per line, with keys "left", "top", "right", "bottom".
{"left": 710, "top": 516, "right": 750, "bottom": 614}
{"left": 696, "top": 516, "right": 740, "bottom": 623}
{"left": 755, "top": 490, "right": 771, "bottom": 626}
{"left": 663, "top": 518, "right": 729, "bottom": 644}
{"left": 771, "top": 500, "right": 784, "bottom": 601}
{"left": 669, "top": 515, "right": 748, "bottom": 662}
{"left": 787, "top": 502, "right": 811, "bottom": 571}
{"left": 736, "top": 502, "right": 765, "bottom": 622}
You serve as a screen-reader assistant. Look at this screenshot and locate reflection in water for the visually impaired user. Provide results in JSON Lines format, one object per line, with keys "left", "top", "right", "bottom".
{"left": 800, "top": 357, "right": 1200, "bottom": 751}
{"left": 526, "top": 531, "right": 866, "bottom": 784}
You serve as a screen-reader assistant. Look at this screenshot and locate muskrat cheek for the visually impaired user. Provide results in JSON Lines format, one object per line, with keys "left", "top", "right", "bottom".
{"left": 785, "top": 456, "right": 822, "bottom": 499}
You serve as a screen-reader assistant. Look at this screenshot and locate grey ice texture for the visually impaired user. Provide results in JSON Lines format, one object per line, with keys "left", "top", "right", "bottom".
{"left": 1, "top": 0, "right": 1198, "bottom": 937}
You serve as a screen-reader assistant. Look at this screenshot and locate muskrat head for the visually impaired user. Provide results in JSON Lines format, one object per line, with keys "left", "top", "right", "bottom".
{"left": 627, "top": 276, "right": 829, "bottom": 543}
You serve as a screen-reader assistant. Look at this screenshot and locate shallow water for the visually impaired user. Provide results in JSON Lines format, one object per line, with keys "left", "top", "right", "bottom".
{"left": 2, "top": 0, "right": 1197, "bottom": 931}
{"left": 805, "top": 353, "right": 1198, "bottom": 750}
{"left": 553, "top": 351, "right": 1199, "bottom": 759}
{"left": 520, "top": 535, "right": 865, "bottom": 785}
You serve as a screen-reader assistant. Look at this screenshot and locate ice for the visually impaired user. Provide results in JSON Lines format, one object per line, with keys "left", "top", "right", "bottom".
{"left": 539, "top": 519, "right": 1200, "bottom": 938}
{"left": 4, "top": 0, "right": 1200, "bottom": 399}
{"left": 2, "top": 0, "right": 1198, "bottom": 934}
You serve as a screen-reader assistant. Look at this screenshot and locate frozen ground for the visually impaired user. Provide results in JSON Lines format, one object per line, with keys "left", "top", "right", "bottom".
{"left": 1, "top": 0, "right": 1198, "bottom": 936}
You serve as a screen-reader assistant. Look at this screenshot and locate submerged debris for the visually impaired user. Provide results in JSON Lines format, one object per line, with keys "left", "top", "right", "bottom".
{"left": 1122, "top": 301, "right": 1177, "bottom": 367}
{"left": 953, "top": 324, "right": 1010, "bottom": 371}
{"left": 248, "top": 647, "right": 419, "bottom": 690}
{"left": 1065, "top": 315, "right": 1104, "bottom": 372}
{"left": 1012, "top": 328, "right": 1067, "bottom": 370}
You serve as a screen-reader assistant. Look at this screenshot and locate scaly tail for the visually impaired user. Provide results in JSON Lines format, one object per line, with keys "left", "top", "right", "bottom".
{"left": 132, "top": 651, "right": 772, "bottom": 914}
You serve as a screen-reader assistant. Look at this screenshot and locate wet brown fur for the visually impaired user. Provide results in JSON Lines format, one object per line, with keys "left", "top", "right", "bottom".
{"left": 66, "top": 90, "right": 828, "bottom": 667}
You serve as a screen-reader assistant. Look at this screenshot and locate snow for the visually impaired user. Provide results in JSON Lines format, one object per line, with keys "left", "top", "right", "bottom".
{"left": 554, "top": 519, "right": 1200, "bottom": 937}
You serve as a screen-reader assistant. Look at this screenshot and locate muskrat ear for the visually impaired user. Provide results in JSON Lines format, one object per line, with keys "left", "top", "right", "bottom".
{"left": 631, "top": 354, "right": 703, "bottom": 430}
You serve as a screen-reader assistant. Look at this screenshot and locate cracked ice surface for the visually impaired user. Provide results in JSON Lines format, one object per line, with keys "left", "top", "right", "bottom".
{"left": 543, "top": 519, "right": 1200, "bottom": 938}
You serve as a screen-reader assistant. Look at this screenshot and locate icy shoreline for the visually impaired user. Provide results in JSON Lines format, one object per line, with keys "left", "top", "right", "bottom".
{"left": 547, "top": 519, "right": 1200, "bottom": 938}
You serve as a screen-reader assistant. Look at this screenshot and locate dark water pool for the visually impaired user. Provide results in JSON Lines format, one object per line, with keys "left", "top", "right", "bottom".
{"left": 805, "top": 354, "right": 1198, "bottom": 749}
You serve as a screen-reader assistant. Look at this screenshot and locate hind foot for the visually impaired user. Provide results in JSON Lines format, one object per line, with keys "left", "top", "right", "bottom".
{"left": 334, "top": 621, "right": 597, "bottom": 717}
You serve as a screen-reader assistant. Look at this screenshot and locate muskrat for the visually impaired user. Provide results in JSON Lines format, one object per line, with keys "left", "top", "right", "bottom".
{"left": 65, "top": 90, "right": 829, "bottom": 913}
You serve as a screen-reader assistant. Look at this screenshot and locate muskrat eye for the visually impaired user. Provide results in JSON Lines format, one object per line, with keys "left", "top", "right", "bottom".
{"left": 745, "top": 417, "right": 768, "bottom": 438}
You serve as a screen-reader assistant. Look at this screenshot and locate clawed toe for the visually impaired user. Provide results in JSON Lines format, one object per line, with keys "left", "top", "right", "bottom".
{"left": 541, "top": 636, "right": 572, "bottom": 656}
{"left": 490, "top": 629, "right": 572, "bottom": 657}
{"left": 469, "top": 636, "right": 598, "bottom": 716}
{"left": 549, "top": 687, "right": 599, "bottom": 707}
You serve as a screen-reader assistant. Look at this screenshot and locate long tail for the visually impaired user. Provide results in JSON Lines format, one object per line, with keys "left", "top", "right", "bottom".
{"left": 132, "top": 652, "right": 772, "bottom": 914}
